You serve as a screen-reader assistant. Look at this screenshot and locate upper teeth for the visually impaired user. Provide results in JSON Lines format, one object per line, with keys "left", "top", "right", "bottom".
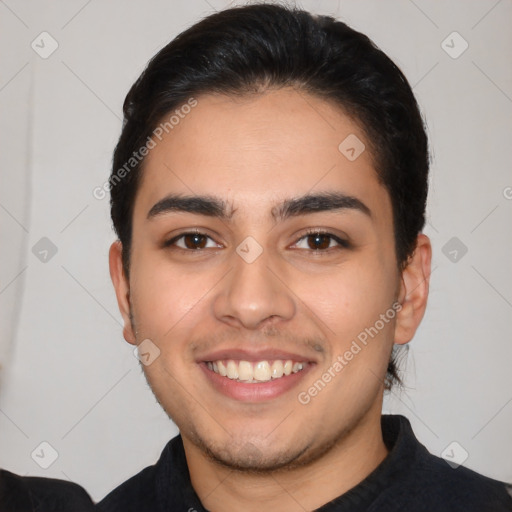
{"left": 206, "top": 359, "right": 305, "bottom": 382}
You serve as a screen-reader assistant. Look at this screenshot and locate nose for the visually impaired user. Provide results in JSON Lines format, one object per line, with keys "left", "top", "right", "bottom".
{"left": 212, "top": 244, "right": 296, "bottom": 330}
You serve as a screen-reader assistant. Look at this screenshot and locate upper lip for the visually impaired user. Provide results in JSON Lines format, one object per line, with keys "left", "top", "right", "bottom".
{"left": 197, "top": 348, "right": 319, "bottom": 364}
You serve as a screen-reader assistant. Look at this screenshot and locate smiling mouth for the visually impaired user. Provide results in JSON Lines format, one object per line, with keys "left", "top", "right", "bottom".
{"left": 205, "top": 359, "right": 307, "bottom": 383}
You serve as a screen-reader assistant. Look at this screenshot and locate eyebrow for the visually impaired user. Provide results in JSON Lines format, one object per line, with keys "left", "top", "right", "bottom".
{"left": 146, "top": 192, "right": 372, "bottom": 222}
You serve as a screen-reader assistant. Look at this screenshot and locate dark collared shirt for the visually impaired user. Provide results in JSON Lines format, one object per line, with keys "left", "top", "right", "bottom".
{"left": 97, "top": 415, "right": 512, "bottom": 511}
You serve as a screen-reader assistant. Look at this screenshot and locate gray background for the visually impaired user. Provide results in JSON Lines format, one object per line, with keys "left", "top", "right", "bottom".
{"left": 0, "top": 0, "right": 511, "bottom": 502}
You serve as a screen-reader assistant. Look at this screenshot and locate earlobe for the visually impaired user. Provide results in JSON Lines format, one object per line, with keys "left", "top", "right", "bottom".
{"left": 109, "top": 240, "right": 137, "bottom": 345}
{"left": 394, "top": 234, "right": 432, "bottom": 345}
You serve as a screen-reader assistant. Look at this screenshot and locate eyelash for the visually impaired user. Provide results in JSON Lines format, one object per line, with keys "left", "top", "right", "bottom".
{"left": 163, "top": 229, "right": 350, "bottom": 254}
{"left": 297, "top": 229, "right": 351, "bottom": 252}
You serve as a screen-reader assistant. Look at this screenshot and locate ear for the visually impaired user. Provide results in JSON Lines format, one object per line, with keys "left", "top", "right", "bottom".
{"left": 394, "top": 233, "right": 432, "bottom": 345}
{"left": 109, "top": 240, "right": 137, "bottom": 345}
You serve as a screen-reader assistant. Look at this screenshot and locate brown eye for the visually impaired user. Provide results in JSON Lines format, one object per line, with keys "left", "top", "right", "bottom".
{"left": 164, "top": 232, "right": 220, "bottom": 250}
{"left": 293, "top": 231, "right": 350, "bottom": 252}
{"left": 306, "top": 233, "right": 332, "bottom": 250}
{"left": 182, "top": 233, "right": 208, "bottom": 249}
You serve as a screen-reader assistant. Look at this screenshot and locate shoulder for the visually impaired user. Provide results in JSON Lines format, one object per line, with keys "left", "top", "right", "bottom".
{"left": 97, "top": 435, "right": 185, "bottom": 512}
{"left": 0, "top": 469, "right": 94, "bottom": 512}
{"left": 377, "top": 416, "right": 512, "bottom": 511}
{"left": 409, "top": 452, "right": 512, "bottom": 511}
{"left": 96, "top": 462, "right": 159, "bottom": 511}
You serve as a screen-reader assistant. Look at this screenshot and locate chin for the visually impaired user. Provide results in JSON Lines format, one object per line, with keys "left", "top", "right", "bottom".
{"left": 185, "top": 420, "right": 348, "bottom": 474}
{"left": 201, "top": 439, "right": 312, "bottom": 473}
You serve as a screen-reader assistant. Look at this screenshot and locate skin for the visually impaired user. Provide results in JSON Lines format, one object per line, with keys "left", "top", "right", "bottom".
{"left": 109, "top": 87, "right": 431, "bottom": 511}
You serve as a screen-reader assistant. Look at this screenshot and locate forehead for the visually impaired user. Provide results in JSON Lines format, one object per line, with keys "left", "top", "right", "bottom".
{"left": 133, "top": 88, "right": 392, "bottom": 224}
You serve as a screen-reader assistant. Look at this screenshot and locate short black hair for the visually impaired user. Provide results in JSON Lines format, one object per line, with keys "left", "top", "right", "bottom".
{"left": 110, "top": 3, "right": 429, "bottom": 388}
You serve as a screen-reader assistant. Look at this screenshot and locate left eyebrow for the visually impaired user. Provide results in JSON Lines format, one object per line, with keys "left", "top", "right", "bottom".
{"left": 271, "top": 192, "right": 372, "bottom": 221}
{"left": 146, "top": 191, "right": 372, "bottom": 222}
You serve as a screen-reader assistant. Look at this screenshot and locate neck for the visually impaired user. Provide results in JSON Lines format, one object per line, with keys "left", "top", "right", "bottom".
{"left": 183, "top": 402, "right": 388, "bottom": 512}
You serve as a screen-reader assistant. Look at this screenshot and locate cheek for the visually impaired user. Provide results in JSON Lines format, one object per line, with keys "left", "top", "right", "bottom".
{"left": 129, "top": 258, "right": 209, "bottom": 408}
{"left": 298, "top": 261, "right": 396, "bottom": 342}
{"left": 129, "top": 254, "right": 207, "bottom": 346}
{"left": 295, "top": 264, "right": 397, "bottom": 413}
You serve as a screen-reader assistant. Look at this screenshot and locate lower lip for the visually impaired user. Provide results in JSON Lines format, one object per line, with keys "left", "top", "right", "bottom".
{"left": 199, "top": 363, "right": 314, "bottom": 402}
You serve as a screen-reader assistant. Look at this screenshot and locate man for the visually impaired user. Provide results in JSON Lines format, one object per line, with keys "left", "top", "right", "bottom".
{"left": 100, "top": 3, "right": 512, "bottom": 511}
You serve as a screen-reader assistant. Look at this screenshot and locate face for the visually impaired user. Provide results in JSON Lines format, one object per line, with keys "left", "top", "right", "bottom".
{"left": 110, "top": 87, "right": 428, "bottom": 471}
